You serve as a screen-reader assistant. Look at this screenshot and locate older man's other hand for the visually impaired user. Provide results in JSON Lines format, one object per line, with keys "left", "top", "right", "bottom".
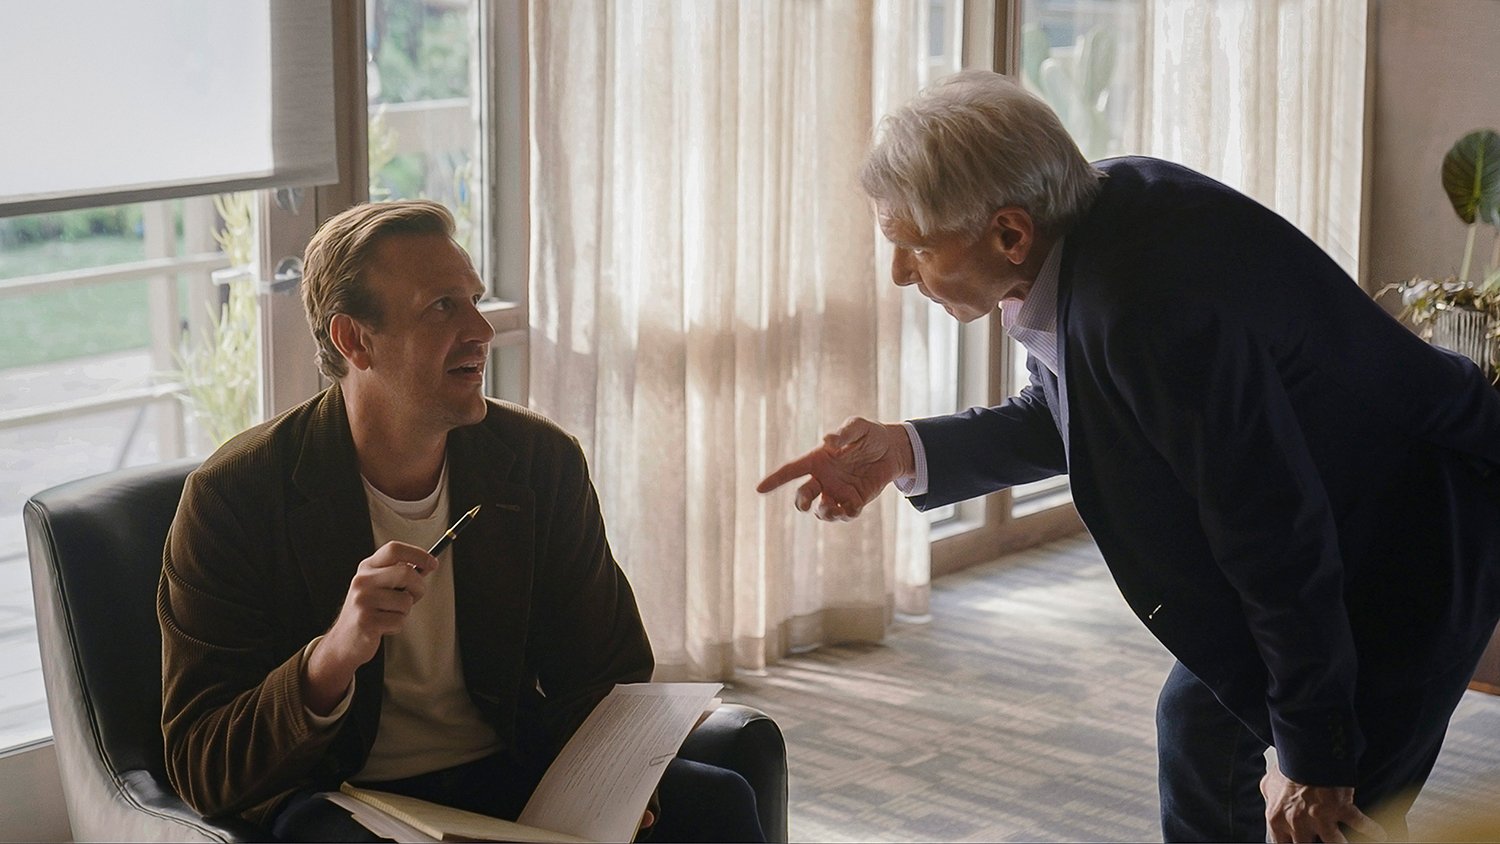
{"left": 1261, "top": 767, "right": 1387, "bottom": 843}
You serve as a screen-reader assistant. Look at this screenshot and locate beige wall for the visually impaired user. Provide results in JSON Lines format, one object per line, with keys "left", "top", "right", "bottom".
{"left": 0, "top": 742, "right": 70, "bottom": 841}
{"left": 1365, "top": 0, "right": 1500, "bottom": 296}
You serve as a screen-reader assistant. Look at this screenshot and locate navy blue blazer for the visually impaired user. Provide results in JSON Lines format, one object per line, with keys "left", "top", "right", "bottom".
{"left": 910, "top": 157, "right": 1500, "bottom": 785}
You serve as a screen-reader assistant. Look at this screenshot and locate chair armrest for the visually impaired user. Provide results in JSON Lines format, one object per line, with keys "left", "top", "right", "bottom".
{"left": 113, "top": 770, "right": 264, "bottom": 842}
{"left": 677, "top": 703, "right": 789, "bottom": 844}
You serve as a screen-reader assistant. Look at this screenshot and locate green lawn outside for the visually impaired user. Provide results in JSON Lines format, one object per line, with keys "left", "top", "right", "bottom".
{"left": 0, "top": 232, "right": 145, "bottom": 279}
{"left": 0, "top": 236, "right": 158, "bottom": 370}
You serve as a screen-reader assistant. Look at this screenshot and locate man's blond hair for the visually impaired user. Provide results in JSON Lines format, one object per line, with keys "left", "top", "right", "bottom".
{"left": 300, "top": 200, "right": 456, "bottom": 380}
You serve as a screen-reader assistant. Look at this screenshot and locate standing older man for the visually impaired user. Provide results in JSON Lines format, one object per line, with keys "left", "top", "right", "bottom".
{"left": 759, "top": 70, "right": 1500, "bottom": 843}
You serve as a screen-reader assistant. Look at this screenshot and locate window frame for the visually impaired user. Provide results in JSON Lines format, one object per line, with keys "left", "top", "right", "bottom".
{"left": 478, "top": 0, "right": 530, "bottom": 403}
{"left": 928, "top": 0, "right": 1083, "bottom": 578}
{"left": 263, "top": 0, "right": 531, "bottom": 414}
{"left": 0, "top": 0, "right": 376, "bottom": 827}
{"left": 1, "top": 0, "right": 531, "bottom": 780}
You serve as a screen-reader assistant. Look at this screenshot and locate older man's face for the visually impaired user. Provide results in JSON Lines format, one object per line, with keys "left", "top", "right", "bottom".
{"left": 877, "top": 206, "right": 1023, "bottom": 323}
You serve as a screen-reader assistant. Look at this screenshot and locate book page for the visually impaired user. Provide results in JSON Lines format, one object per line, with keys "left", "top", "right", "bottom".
{"left": 518, "top": 682, "right": 723, "bottom": 843}
{"left": 323, "top": 790, "right": 439, "bottom": 842}
{"left": 335, "top": 784, "right": 590, "bottom": 843}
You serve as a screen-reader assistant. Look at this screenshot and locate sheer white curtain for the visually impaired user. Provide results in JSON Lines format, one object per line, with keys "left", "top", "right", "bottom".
{"left": 1128, "top": 0, "right": 1368, "bottom": 273}
{"left": 528, "top": 0, "right": 940, "bottom": 680}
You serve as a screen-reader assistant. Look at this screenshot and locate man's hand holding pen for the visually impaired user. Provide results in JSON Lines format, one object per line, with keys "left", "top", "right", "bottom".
{"left": 303, "top": 505, "right": 482, "bottom": 716}
{"left": 339, "top": 541, "right": 440, "bottom": 651}
{"left": 304, "top": 541, "right": 440, "bottom": 715}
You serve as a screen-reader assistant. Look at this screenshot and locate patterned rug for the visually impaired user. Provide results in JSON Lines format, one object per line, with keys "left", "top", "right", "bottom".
{"left": 723, "top": 535, "right": 1500, "bottom": 843}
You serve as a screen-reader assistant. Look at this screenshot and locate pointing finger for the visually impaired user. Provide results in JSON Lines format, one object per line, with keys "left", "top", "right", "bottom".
{"left": 757, "top": 452, "right": 818, "bottom": 494}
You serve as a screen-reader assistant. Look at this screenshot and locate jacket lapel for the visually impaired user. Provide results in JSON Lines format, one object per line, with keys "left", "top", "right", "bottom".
{"left": 1055, "top": 240, "right": 1076, "bottom": 464}
{"left": 446, "top": 411, "right": 536, "bottom": 733}
{"left": 285, "top": 384, "right": 384, "bottom": 759}
{"left": 287, "top": 384, "right": 376, "bottom": 622}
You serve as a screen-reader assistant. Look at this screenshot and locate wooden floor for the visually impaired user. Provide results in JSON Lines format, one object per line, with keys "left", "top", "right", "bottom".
{"left": 722, "top": 535, "right": 1500, "bottom": 843}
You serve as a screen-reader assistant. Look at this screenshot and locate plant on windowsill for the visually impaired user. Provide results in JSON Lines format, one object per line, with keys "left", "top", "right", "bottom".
{"left": 174, "top": 192, "right": 261, "bottom": 448}
{"left": 1020, "top": 23, "right": 1117, "bottom": 161}
{"left": 1384, "top": 128, "right": 1500, "bottom": 380}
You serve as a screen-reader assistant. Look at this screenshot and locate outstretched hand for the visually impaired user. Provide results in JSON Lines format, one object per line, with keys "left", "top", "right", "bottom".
{"left": 1260, "top": 767, "right": 1386, "bottom": 843}
{"left": 756, "top": 417, "right": 914, "bottom": 521}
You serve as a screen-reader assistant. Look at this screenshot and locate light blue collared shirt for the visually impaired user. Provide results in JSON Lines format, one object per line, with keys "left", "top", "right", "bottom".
{"left": 896, "top": 238, "right": 1064, "bottom": 497}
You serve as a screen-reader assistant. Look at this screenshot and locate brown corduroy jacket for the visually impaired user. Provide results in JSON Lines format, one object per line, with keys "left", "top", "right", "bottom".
{"left": 157, "top": 384, "right": 654, "bottom": 826}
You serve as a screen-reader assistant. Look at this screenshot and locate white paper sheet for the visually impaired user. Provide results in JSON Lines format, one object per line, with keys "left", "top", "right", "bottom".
{"left": 517, "top": 682, "right": 722, "bottom": 842}
{"left": 323, "top": 790, "right": 439, "bottom": 842}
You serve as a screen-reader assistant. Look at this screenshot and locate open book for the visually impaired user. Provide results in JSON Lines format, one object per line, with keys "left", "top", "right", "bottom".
{"left": 323, "top": 682, "right": 723, "bottom": 843}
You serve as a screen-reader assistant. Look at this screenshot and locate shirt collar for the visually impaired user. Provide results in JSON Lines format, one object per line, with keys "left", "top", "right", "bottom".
{"left": 1000, "top": 237, "right": 1063, "bottom": 330}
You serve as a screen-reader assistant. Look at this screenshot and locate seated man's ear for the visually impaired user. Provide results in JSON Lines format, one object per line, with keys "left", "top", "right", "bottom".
{"left": 329, "top": 313, "right": 374, "bottom": 372}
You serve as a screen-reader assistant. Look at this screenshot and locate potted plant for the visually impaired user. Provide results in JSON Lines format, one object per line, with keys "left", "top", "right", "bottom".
{"left": 175, "top": 192, "right": 261, "bottom": 448}
{"left": 1021, "top": 23, "right": 1117, "bottom": 161}
{"left": 1387, "top": 128, "right": 1500, "bottom": 379}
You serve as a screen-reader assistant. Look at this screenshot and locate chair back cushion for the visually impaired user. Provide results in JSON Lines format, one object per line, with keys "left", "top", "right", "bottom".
{"left": 24, "top": 459, "right": 198, "bottom": 777}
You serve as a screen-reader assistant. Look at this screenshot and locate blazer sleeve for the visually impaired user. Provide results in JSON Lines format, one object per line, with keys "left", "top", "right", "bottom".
{"left": 524, "top": 435, "right": 654, "bottom": 754}
{"left": 908, "top": 355, "right": 1069, "bottom": 510}
{"left": 158, "top": 470, "right": 338, "bottom": 819}
{"left": 1101, "top": 297, "right": 1363, "bottom": 786}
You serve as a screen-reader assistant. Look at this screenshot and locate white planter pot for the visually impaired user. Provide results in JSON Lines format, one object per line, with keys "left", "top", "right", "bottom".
{"left": 1430, "top": 306, "right": 1498, "bottom": 377}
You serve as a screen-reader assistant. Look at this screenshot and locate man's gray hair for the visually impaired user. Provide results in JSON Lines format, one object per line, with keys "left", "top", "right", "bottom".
{"left": 860, "top": 69, "right": 1103, "bottom": 239}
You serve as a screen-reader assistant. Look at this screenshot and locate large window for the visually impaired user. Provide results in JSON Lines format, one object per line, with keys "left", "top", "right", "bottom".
{"left": 0, "top": 198, "right": 245, "bottom": 749}
{"left": 923, "top": 0, "right": 972, "bottom": 528}
{"left": 367, "top": 0, "right": 483, "bottom": 257}
{"left": 1004, "top": 0, "right": 1148, "bottom": 517}
{"left": 926, "top": 0, "right": 1086, "bottom": 573}
{"left": 1, "top": 0, "right": 530, "bottom": 759}
{"left": 1016, "top": 0, "right": 1365, "bottom": 271}
{"left": 366, "top": 0, "right": 528, "bottom": 402}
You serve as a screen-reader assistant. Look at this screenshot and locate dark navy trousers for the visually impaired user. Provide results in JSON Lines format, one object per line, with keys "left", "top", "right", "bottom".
{"left": 1156, "top": 634, "right": 1494, "bottom": 842}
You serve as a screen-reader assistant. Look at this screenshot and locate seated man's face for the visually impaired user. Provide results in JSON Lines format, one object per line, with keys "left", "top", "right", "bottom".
{"left": 358, "top": 232, "right": 494, "bottom": 433}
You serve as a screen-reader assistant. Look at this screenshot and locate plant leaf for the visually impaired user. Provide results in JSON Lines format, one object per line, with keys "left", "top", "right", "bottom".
{"left": 1021, "top": 24, "right": 1049, "bottom": 90}
{"left": 1078, "top": 27, "right": 1116, "bottom": 102}
{"left": 1442, "top": 129, "right": 1500, "bottom": 225}
{"left": 1038, "top": 58, "right": 1074, "bottom": 125}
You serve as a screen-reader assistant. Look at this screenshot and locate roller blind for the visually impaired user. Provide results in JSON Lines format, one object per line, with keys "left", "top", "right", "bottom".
{"left": 0, "top": 0, "right": 336, "bottom": 218}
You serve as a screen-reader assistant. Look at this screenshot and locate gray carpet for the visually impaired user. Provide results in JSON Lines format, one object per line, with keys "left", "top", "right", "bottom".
{"left": 722, "top": 535, "right": 1500, "bottom": 843}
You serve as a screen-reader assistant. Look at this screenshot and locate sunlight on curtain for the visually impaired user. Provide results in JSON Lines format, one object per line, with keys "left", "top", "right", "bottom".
{"left": 1132, "top": 0, "right": 1367, "bottom": 274}
{"left": 528, "top": 0, "right": 939, "bottom": 680}
{"left": 1024, "top": 0, "right": 1365, "bottom": 275}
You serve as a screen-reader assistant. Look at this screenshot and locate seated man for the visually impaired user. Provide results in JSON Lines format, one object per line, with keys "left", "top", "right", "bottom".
{"left": 158, "top": 200, "right": 764, "bottom": 842}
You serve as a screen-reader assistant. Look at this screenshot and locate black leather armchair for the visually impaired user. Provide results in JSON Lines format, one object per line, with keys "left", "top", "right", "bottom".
{"left": 679, "top": 704, "right": 790, "bottom": 843}
{"left": 25, "top": 459, "right": 788, "bottom": 843}
{"left": 25, "top": 459, "right": 255, "bottom": 842}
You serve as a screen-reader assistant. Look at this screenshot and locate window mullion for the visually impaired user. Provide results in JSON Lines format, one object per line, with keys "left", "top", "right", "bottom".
{"left": 259, "top": 0, "right": 367, "bottom": 418}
